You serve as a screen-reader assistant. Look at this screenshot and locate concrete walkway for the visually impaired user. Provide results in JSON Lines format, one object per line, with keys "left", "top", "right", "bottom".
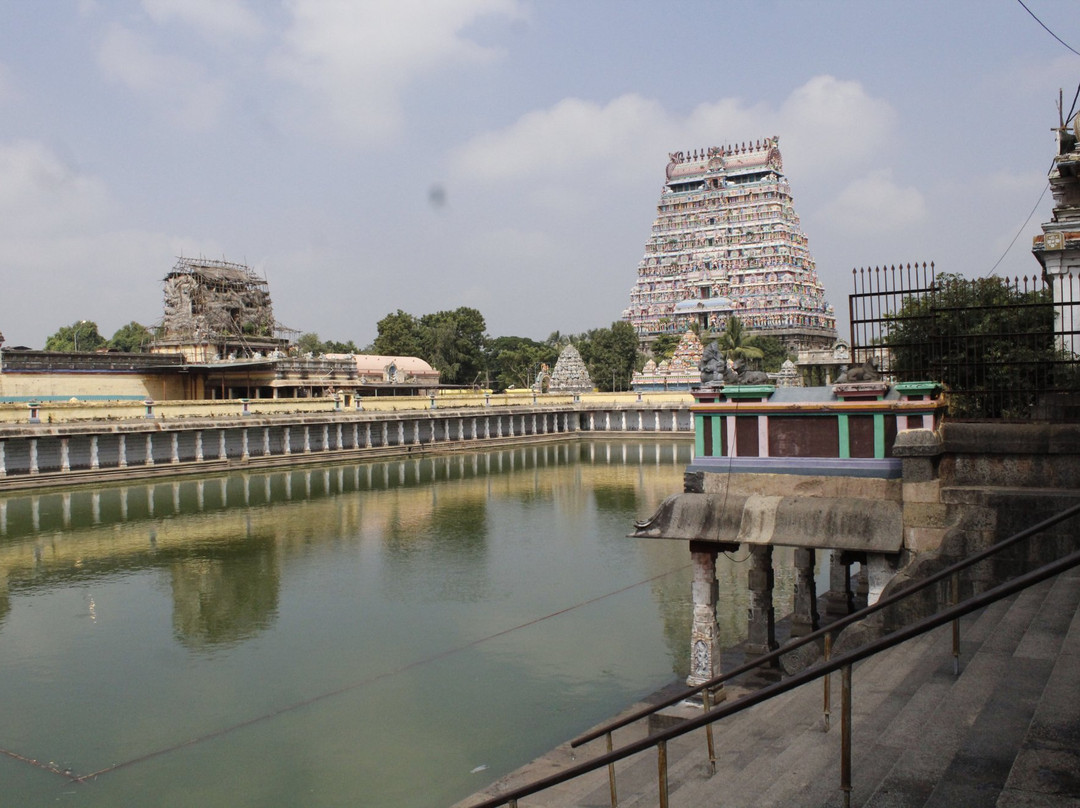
{"left": 457, "top": 568, "right": 1080, "bottom": 807}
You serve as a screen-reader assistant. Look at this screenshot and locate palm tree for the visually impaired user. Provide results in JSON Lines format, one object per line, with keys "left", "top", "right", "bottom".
{"left": 718, "top": 317, "right": 764, "bottom": 364}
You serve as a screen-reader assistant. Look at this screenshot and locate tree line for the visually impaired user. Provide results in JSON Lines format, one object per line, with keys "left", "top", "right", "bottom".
{"left": 40, "top": 308, "right": 793, "bottom": 393}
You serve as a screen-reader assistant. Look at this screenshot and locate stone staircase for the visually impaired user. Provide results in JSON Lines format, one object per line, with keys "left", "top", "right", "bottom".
{"left": 499, "top": 568, "right": 1080, "bottom": 808}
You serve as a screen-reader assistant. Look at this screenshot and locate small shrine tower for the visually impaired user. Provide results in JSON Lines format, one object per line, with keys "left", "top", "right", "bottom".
{"left": 1033, "top": 106, "right": 1080, "bottom": 355}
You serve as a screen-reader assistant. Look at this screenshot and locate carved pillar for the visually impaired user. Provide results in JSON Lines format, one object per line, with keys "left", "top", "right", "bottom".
{"left": 171, "top": 433, "right": 180, "bottom": 464}
{"left": 825, "top": 552, "right": 855, "bottom": 617}
{"left": 60, "top": 438, "right": 70, "bottom": 472}
{"left": 118, "top": 434, "right": 127, "bottom": 468}
{"left": 145, "top": 434, "right": 154, "bottom": 466}
{"left": 746, "top": 545, "right": 778, "bottom": 658}
{"left": 687, "top": 541, "right": 724, "bottom": 698}
{"left": 790, "top": 547, "right": 819, "bottom": 638}
{"left": 89, "top": 435, "right": 98, "bottom": 470}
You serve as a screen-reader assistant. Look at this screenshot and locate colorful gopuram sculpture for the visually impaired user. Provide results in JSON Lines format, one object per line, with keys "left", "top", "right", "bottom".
{"left": 632, "top": 330, "right": 704, "bottom": 390}
{"left": 623, "top": 138, "right": 837, "bottom": 351}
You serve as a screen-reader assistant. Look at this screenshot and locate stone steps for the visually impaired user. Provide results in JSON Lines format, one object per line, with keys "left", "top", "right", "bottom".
{"left": 469, "top": 569, "right": 1080, "bottom": 808}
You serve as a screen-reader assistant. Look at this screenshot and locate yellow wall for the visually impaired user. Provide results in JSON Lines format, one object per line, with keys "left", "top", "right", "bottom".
{"left": 0, "top": 372, "right": 190, "bottom": 402}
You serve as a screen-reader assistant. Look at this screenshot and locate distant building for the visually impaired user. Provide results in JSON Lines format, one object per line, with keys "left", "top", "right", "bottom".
{"left": 631, "top": 330, "right": 704, "bottom": 391}
{"left": 623, "top": 138, "right": 837, "bottom": 351}
{"left": 151, "top": 257, "right": 291, "bottom": 363}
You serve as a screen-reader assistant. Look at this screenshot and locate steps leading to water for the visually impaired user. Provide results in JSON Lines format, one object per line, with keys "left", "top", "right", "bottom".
{"left": 507, "top": 568, "right": 1080, "bottom": 808}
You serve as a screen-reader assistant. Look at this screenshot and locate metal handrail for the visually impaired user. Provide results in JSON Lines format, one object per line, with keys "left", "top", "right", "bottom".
{"left": 466, "top": 544, "right": 1080, "bottom": 808}
{"left": 570, "top": 500, "right": 1080, "bottom": 749}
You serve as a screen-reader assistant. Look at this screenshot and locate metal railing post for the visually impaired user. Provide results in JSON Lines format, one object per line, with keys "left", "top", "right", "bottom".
{"left": 703, "top": 688, "right": 717, "bottom": 774}
{"left": 823, "top": 631, "right": 832, "bottom": 732}
{"left": 657, "top": 739, "right": 669, "bottom": 808}
{"left": 605, "top": 731, "right": 618, "bottom": 807}
{"left": 841, "top": 664, "right": 853, "bottom": 808}
{"left": 951, "top": 571, "right": 961, "bottom": 676}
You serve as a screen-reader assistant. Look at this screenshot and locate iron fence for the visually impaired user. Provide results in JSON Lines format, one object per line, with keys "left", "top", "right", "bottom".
{"left": 849, "top": 263, "right": 1080, "bottom": 419}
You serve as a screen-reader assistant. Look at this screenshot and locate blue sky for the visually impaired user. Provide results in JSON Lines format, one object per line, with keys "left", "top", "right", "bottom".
{"left": 0, "top": 0, "right": 1077, "bottom": 349}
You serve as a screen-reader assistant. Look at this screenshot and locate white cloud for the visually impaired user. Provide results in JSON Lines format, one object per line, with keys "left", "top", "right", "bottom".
{"left": 141, "top": 0, "right": 264, "bottom": 39}
{"left": 270, "top": 0, "right": 524, "bottom": 143}
{"left": 97, "top": 24, "right": 228, "bottom": 130}
{"left": 820, "top": 169, "right": 927, "bottom": 235}
{"left": 0, "top": 140, "right": 112, "bottom": 235}
{"left": 452, "top": 75, "right": 897, "bottom": 188}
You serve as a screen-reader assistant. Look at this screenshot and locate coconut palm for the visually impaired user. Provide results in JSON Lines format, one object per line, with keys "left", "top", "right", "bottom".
{"left": 718, "top": 317, "right": 764, "bottom": 364}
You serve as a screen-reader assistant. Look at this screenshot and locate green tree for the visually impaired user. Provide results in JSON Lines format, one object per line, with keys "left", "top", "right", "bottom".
{"left": 322, "top": 339, "right": 359, "bottom": 354}
{"left": 420, "top": 307, "right": 487, "bottom": 386}
{"left": 883, "top": 273, "right": 1054, "bottom": 417}
{"left": 485, "top": 336, "right": 558, "bottom": 390}
{"left": 45, "top": 320, "right": 106, "bottom": 352}
{"left": 755, "top": 335, "right": 795, "bottom": 373}
{"left": 297, "top": 332, "right": 323, "bottom": 355}
{"left": 650, "top": 334, "right": 681, "bottom": 362}
{"left": 108, "top": 321, "right": 153, "bottom": 353}
{"left": 717, "top": 317, "right": 764, "bottom": 364}
{"left": 372, "top": 310, "right": 425, "bottom": 357}
{"left": 579, "top": 321, "right": 643, "bottom": 392}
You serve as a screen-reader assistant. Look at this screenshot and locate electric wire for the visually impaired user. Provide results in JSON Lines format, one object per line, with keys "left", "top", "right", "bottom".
{"left": 1016, "top": 0, "right": 1080, "bottom": 57}
{"left": 0, "top": 562, "right": 692, "bottom": 785}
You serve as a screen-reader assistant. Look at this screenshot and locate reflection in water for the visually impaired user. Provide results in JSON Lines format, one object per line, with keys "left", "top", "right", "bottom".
{"left": 169, "top": 534, "right": 281, "bottom": 651}
{"left": 0, "top": 440, "right": 823, "bottom": 808}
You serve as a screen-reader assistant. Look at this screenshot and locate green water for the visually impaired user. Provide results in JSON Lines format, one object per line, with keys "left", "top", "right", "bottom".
{"left": 0, "top": 440, "right": 806, "bottom": 807}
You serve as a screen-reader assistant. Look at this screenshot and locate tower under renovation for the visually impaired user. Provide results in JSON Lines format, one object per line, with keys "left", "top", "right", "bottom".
{"left": 153, "top": 257, "right": 290, "bottom": 362}
{"left": 623, "top": 137, "right": 837, "bottom": 350}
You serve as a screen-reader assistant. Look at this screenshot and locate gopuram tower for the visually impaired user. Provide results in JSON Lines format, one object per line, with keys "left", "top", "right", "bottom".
{"left": 623, "top": 137, "right": 837, "bottom": 351}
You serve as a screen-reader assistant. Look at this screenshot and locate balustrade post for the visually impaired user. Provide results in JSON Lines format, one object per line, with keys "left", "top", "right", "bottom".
{"left": 841, "top": 664, "right": 853, "bottom": 807}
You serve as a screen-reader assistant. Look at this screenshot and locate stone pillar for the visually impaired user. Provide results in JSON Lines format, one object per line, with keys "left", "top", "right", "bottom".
{"left": 531, "top": 414, "right": 537, "bottom": 435}
{"left": 365, "top": 424, "right": 372, "bottom": 448}
{"left": 687, "top": 541, "right": 724, "bottom": 694}
{"left": 60, "top": 438, "right": 70, "bottom": 472}
{"left": 398, "top": 422, "right": 405, "bottom": 446}
{"left": 145, "top": 434, "right": 154, "bottom": 466}
{"left": 381, "top": 422, "right": 388, "bottom": 446}
{"left": 218, "top": 430, "right": 227, "bottom": 460}
{"left": 336, "top": 423, "right": 343, "bottom": 450}
{"left": 621, "top": 411, "right": 627, "bottom": 431}
{"left": 854, "top": 565, "right": 869, "bottom": 610}
{"left": 508, "top": 415, "right": 515, "bottom": 437}
{"left": 825, "top": 553, "right": 854, "bottom": 617}
{"left": 496, "top": 417, "right": 503, "bottom": 438}
{"left": 283, "top": 427, "right": 292, "bottom": 455}
{"left": 29, "top": 438, "right": 38, "bottom": 474}
{"left": 265, "top": 427, "right": 272, "bottom": 456}
{"left": 118, "top": 434, "right": 128, "bottom": 468}
{"left": 865, "top": 554, "right": 898, "bottom": 606}
{"left": 89, "top": 435, "right": 99, "bottom": 470}
{"left": 322, "top": 424, "right": 330, "bottom": 451}
{"left": 195, "top": 431, "right": 203, "bottom": 462}
{"left": 471, "top": 417, "right": 478, "bottom": 439}
{"left": 637, "top": 411, "right": 643, "bottom": 431}
{"left": 484, "top": 417, "right": 491, "bottom": 439}
{"left": 413, "top": 421, "right": 421, "bottom": 446}
{"left": 303, "top": 426, "right": 311, "bottom": 453}
{"left": 171, "top": 433, "right": 180, "bottom": 464}
{"left": 0, "top": 441, "right": 7, "bottom": 477}
{"left": 790, "top": 547, "right": 820, "bottom": 638}
{"left": 746, "top": 545, "right": 778, "bottom": 658}
{"left": 241, "top": 429, "right": 250, "bottom": 462}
